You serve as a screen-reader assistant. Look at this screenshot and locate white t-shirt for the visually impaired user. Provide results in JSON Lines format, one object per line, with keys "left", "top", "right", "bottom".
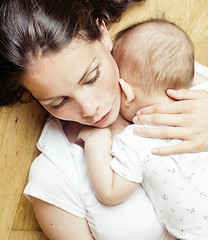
{"left": 110, "top": 82, "right": 208, "bottom": 240}
{"left": 24, "top": 116, "right": 174, "bottom": 240}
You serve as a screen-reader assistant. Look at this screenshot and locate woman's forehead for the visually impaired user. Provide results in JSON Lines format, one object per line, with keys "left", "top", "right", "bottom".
{"left": 23, "top": 40, "right": 103, "bottom": 93}
{"left": 28, "top": 40, "right": 95, "bottom": 74}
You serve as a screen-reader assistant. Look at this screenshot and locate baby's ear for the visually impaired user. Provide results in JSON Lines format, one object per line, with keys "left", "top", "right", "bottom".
{"left": 98, "top": 20, "right": 113, "bottom": 51}
{"left": 119, "top": 79, "right": 135, "bottom": 106}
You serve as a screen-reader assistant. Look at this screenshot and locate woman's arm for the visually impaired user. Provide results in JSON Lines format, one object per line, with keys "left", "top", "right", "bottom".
{"left": 133, "top": 88, "right": 208, "bottom": 155}
{"left": 79, "top": 126, "right": 138, "bottom": 206}
{"left": 31, "top": 197, "right": 94, "bottom": 240}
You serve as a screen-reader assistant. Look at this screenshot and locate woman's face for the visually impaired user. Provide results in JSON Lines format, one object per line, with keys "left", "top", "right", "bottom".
{"left": 23, "top": 38, "right": 121, "bottom": 128}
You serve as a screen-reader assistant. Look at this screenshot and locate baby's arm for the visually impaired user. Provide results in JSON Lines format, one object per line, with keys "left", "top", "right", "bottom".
{"left": 79, "top": 127, "right": 138, "bottom": 206}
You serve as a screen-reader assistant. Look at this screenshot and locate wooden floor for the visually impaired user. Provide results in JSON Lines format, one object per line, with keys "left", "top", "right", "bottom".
{"left": 0, "top": 0, "right": 208, "bottom": 239}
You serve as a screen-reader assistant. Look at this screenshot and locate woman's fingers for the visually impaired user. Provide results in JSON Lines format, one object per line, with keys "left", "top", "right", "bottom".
{"left": 133, "top": 112, "right": 191, "bottom": 127}
{"left": 136, "top": 101, "right": 183, "bottom": 115}
{"left": 166, "top": 88, "right": 208, "bottom": 101}
{"left": 137, "top": 99, "right": 193, "bottom": 115}
{"left": 134, "top": 98, "right": 208, "bottom": 126}
{"left": 135, "top": 98, "right": 208, "bottom": 128}
{"left": 150, "top": 141, "right": 195, "bottom": 156}
{"left": 151, "top": 136, "right": 208, "bottom": 156}
{"left": 133, "top": 126, "right": 188, "bottom": 139}
{"left": 136, "top": 89, "right": 208, "bottom": 116}
{"left": 133, "top": 124, "right": 208, "bottom": 156}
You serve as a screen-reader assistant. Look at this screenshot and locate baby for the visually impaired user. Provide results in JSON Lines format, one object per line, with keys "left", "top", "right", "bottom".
{"left": 79, "top": 19, "right": 208, "bottom": 239}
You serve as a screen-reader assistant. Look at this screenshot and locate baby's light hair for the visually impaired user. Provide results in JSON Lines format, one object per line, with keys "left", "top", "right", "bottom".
{"left": 113, "top": 19, "right": 194, "bottom": 95}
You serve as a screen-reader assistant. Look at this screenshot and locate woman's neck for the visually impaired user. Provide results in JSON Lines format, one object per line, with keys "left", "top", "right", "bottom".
{"left": 64, "top": 121, "right": 84, "bottom": 146}
{"left": 110, "top": 114, "right": 130, "bottom": 138}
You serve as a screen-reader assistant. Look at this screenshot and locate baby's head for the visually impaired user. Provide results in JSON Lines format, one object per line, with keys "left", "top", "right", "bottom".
{"left": 113, "top": 19, "right": 194, "bottom": 121}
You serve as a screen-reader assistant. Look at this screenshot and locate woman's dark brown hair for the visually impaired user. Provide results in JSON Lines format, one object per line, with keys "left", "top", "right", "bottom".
{"left": 0, "top": 0, "right": 142, "bottom": 106}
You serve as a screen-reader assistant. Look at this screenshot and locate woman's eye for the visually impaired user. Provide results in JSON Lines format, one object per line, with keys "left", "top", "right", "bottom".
{"left": 87, "top": 69, "right": 101, "bottom": 85}
{"left": 51, "top": 98, "right": 67, "bottom": 110}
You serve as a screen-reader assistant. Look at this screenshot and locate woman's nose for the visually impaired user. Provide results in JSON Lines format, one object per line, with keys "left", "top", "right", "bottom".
{"left": 77, "top": 98, "right": 99, "bottom": 117}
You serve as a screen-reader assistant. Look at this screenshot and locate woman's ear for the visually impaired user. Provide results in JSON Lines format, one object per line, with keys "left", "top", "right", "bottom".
{"left": 119, "top": 79, "right": 135, "bottom": 107}
{"left": 98, "top": 20, "right": 113, "bottom": 51}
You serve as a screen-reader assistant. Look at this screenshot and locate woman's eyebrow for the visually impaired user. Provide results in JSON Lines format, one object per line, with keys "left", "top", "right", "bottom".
{"left": 38, "top": 57, "right": 97, "bottom": 102}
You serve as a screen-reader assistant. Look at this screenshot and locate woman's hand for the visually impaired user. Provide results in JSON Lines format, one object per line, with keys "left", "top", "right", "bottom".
{"left": 133, "top": 88, "right": 208, "bottom": 155}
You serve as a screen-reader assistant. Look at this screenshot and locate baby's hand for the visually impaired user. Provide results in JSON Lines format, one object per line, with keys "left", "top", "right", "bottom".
{"left": 78, "top": 126, "right": 111, "bottom": 142}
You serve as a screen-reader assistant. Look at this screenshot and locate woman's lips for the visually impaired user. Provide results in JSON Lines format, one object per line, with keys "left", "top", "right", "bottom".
{"left": 94, "top": 110, "right": 111, "bottom": 125}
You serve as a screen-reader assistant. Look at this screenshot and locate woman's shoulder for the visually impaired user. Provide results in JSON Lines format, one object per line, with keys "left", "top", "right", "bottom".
{"left": 24, "top": 149, "right": 88, "bottom": 218}
{"left": 32, "top": 116, "right": 88, "bottom": 183}
{"left": 24, "top": 116, "right": 90, "bottom": 218}
{"left": 36, "top": 116, "right": 69, "bottom": 153}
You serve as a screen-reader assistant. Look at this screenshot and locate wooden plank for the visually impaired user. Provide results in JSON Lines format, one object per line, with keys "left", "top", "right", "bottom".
{"left": 13, "top": 193, "right": 41, "bottom": 231}
{"left": 9, "top": 230, "right": 48, "bottom": 240}
{"left": 0, "top": 100, "right": 47, "bottom": 240}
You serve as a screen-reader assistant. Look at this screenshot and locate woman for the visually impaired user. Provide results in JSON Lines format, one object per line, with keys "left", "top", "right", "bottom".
{"left": 0, "top": 0, "right": 208, "bottom": 239}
